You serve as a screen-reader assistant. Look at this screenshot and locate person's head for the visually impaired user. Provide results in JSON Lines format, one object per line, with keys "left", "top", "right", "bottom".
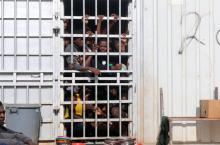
{"left": 64, "top": 19, "right": 70, "bottom": 29}
{"left": 111, "top": 106, "right": 119, "bottom": 118}
{"left": 113, "top": 39, "right": 127, "bottom": 52}
{"left": 0, "top": 101, "right": 5, "bottom": 125}
{"left": 98, "top": 39, "right": 108, "bottom": 52}
{"left": 64, "top": 37, "right": 71, "bottom": 48}
{"left": 73, "top": 37, "right": 83, "bottom": 48}
{"left": 110, "top": 87, "right": 118, "bottom": 96}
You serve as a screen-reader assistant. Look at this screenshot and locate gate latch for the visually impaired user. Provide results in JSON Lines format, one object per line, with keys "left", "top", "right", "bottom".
{"left": 53, "top": 27, "right": 60, "bottom": 37}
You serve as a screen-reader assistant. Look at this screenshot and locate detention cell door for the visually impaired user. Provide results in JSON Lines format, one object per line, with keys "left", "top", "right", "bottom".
{"left": 59, "top": 0, "right": 136, "bottom": 143}
{"left": 0, "top": 0, "right": 61, "bottom": 141}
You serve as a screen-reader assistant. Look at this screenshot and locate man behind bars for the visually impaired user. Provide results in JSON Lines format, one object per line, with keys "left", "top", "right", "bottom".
{"left": 0, "top": 101, "right": 35, "bottom": 145}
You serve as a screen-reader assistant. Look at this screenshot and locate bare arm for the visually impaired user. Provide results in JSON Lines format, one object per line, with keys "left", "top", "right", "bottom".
{"left": 97, "top": 15, "right": 104, "bottom": 34}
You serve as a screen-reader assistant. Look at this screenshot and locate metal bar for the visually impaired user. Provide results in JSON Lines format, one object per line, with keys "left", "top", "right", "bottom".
{"left": 107, "top": 0, "right": 109, "bottom": 70}
{"left": 1, "top": 17, "right": 52, "bottom": 20}
{"left": 70, "top": 84, "right": 73, "bottom": 138}
{"left": 1, "top": 0, "right": 3, "bottom": 70}
{"left": 39, "top": 0, "right": 42, "bottom": 70}
{"left": 14, "top": 86, "right": 16, "bottom": 103}
{"left": 14, "top": 0, "right": 17, "bottom": 70}
{"left": 107, "top": 85, "right": 109, "bottom": 137}
{"left": 83, "top": 0, "right": 85, "bottom": 67}
{"left": 95, "top": 85, "right": 97, "bottom": 137}
{"left": 2, "top": 86, "right": 4, "bottom": 102}
{"left": 61, "top": 16, "right": 132, "bottom": 21}
{"left": 27, "top": 0, "right": 29, "bottom": 70}
{"left": 27, "top": 85, "right": 29, "bottom": 103}
{"left": 119, "top": 85, "right": 122, "bottom": 136}
{"left": 83, "top": 85, "right": 86, "bottom": 137}
{"left": 119, "top": 0, "right": 121, "bottom": 64}
{"left": 95, "top": 0, "right": 97, "bottom": 70}
{"left": 61, "top": 34, "right": 133, "bottom": 38}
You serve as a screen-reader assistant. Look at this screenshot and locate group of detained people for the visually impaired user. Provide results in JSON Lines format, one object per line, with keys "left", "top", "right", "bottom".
{"left": 63, "top": 14, "right": 129, "bottom": 74}
{"left": 63, "top": 14, "right": 129, "bottom": 137}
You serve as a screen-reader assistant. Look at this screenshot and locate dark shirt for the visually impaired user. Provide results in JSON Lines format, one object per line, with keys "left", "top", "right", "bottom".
{"left": 0, "top": 125, "right": 32, "bottom": 145}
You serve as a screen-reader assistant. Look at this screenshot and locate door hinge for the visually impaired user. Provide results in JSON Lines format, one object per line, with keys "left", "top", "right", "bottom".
{"left": 54, "top": 12, "right": 59, "bottom": 20}
{"left": 53, "top": 27, "right": 60, "bottom": 37}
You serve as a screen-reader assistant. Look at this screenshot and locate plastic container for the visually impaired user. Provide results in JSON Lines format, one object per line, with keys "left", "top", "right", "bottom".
{"left": 5, "top": 104, "right": 41, "bottom": 144}
{"left": 56, "top": 136, "right": 71, "bottom": 145}
{"left": 72, "top": 143, "right": 86, "bottom": 145}
{"left": 104, "top": 138, "right": 136, "bottom": 145}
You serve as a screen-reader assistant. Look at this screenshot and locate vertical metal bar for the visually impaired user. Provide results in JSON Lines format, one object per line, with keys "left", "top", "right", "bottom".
{"left": 71, "top": 85, "right": 73, "bottom": 138}
{"left": 83, "top": 85, "right": 85, "bottom": 137}
{"left": 14, "top": 86, "right": 16, "bottom": 103}
{"left": 130, "top": 85, "right": 134, "bottom": 136}
{"left": 107, "top": 0, "right": 109, "bottom": 70}
{"left": 13, "top": 73, "right": 16, "bottom": 103}
{"left": 130, "top": 0, "right": 134, "bottom": 71}
{"left": 14, "top": 0, "right": 17, "bottom": 70}
{"left": 70, "top": 0, "right": 74, "bottom": 138}
{"left": 95, "top": 0, "right": 97, "bottom": 70}
{"left": 1, "top": 0, "right": 4, "bottom": 70}
{"left": 83, "top": 0, "right": 85, "bottom": 67}
{"left": 107, "top": 85, "right": 109, "bottom": 137}
{"left": 0, "top": 86, "right": 3, "bottom": 101}
{"left": 39, "top": 0, "right": 42, "bottom": 70}
{"left": 119, "top": 85, "right": 122, "bottom": 136}
{"left": 27, "top": 0, "right": 29, "bottom": 70}
{"left": 130, "top": 0, "right": 134, "bottom": 137}
{"left": 2, "top": 86, "right": 4, "bottom": 102}
{"left": 27, "top": 85, "right": 29, "bottom": 103}
{"left": 39, "top": 85, "right": 42, "bottom": 104}
{"left": 119, "top": 0, "right": 121, "bottom": 64}
{"left": 95, "top": 85, "right": 97, "bottom": 137}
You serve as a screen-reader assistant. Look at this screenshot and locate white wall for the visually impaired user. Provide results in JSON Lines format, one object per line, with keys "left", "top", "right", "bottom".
{"left": 137, "top": 0, "right": 220, "bottom": 144}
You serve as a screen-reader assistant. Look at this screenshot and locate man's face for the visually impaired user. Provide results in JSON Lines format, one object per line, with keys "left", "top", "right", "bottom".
{"left": 0, "top": 106, "right": 5, "bottom": 125}
{"left": 74, "top": 38, "right": 83, "bottom": 48}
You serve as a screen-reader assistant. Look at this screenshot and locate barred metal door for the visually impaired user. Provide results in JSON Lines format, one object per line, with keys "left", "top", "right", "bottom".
{"left": 0, "top": 0, "right": 57, "bottom": 140}
{"left": 60, "top": 0, "right": 135, "bottom": 142}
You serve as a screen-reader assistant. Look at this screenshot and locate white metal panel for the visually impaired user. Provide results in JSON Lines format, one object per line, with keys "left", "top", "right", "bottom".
{"left": 0, "top": 0, "right": 55, "bottom": 141}
{"left": 141, "top": 0, "right": 220, "bottom": 143}
{"left": 17, "top": 1, "right": 27, "bottom": 18}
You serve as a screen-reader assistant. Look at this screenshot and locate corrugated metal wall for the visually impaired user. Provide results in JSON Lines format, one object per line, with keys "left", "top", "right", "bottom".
{"left": 139, "top": 0, "right": 220, "bottom": 143}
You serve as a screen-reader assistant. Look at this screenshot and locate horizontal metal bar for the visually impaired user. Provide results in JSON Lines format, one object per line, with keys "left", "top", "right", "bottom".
{"left": 61, "top": 16, "right": 132, "bottom": 21}
{"left": 0, "top": 84, "right": 53, "bottom": 86}
{"left": 0, "top": 36, "right": 52, "bottom": 38}
{"left": 61, "top": 34, "right": 132, "bottom": 38}
{"left": 1, "top": 54, "right": 53, "bottom": 57}
{"left": 60, "top": 70, "right": 132, "bottom": 73}
{"left": 65, "top": 77, "right": 125, "bottom": 81}
{"left": 60, "top": 83, "right": 133, "bottom": 86}
{"left": 0, "top": 18, "right": 52, "bottom": 20}
{"left": 61, "top": 100, "right": 132, "bottom": 104}
{"left": 61, "top": 118, "right": 132, "bottom": 123}
{"left": 61, "top": 52, "right": 132, "bottom": 56}
{"left": 0, "top": 71, "right": 53, "bottom": 73}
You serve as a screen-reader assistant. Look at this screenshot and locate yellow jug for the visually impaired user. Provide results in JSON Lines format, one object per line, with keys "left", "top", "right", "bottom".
{"left": 75, "top": 94, "right": 83, "bottom": 116}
